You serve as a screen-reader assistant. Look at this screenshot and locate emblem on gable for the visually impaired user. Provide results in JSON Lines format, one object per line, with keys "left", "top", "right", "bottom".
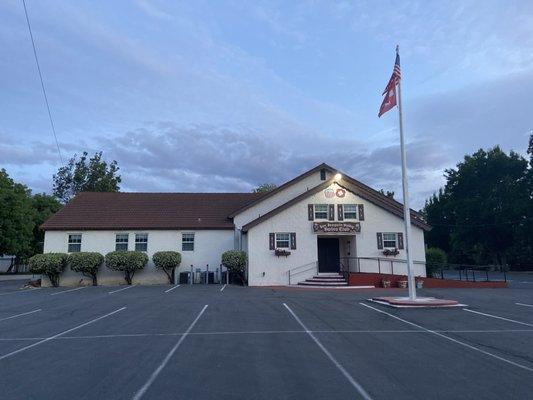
{"left": 324, "top": 188, "right": 335, "bottom": 198}
{"left": 335, "top": 188, "right": 346, "bottom": 198}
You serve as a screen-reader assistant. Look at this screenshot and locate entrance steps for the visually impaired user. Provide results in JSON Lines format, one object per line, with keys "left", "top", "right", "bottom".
{"left": 298, "top": 273, "right": 348, "bottom": 287}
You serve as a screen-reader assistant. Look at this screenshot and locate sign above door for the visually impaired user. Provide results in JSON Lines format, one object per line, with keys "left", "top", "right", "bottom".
{"left": 313, "top": 222, "right": 361, "bottom": 234}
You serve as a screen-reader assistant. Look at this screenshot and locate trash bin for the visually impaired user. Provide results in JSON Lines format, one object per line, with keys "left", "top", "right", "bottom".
{"left": 179, "top": 272, "right": 190, "bottom": 284}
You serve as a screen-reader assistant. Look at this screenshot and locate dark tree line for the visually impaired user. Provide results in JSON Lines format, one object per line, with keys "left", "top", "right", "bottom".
{"left": 1, "top": 152, "right": 121, "bottom": 267}
{"left": 423, "top": 135, "right": 533, "bottom": 269}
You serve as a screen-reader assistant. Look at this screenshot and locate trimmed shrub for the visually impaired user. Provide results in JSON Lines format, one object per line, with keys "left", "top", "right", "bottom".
{"left": 426, "top": 247, "right": 448, "bottom": 277}
{"left": 221, "top": 250, "right": 247, "bottom": 285}
{"left": 28, "top": 253, "right": 68, "bottom": 287}
{"left": 105, "top": 251, "right": 148, "bottom": 285}
{"left": 68, "top": 252, "right": 104, "bottom": 286}
{"left": 153, "top": 251, "right": 181, "bottom": 284}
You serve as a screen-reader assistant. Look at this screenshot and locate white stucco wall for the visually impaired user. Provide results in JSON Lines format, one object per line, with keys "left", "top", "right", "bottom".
{"left": 43, "top": 229, "right": 234, "bottom": 287}
{"left": 233, "top": 169, "right": 331, "bottom": 229}
{"left": 246, "top": 182, "right": 426, "bottom": 286}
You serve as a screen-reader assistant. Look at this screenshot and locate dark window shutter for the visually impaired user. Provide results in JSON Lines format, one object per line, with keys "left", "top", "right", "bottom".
{"left": 320, "top": 168, "right": 326, "bottom": 180}
{"left": 328, "top": 204, "right": 335, "bottom": 221}
{"left": 269, "top": 233, "right": 275, "bottom": 250}
{"left": 337, "top": 204, "right": 344, "bottom": 221}
{"left": 308, "top": 204, "right": 314, "bottom": 221}
{"left": 377, "top": 233, "right": 383, "bottom": 249}
{"left": 290, "top": 233, "right": 297, "bottom": 250}
{"left": 358, "top": 204, "right": 365, "bottom": 220}
{"left": 397, "top": 232, "right": 404, "bottom": 249}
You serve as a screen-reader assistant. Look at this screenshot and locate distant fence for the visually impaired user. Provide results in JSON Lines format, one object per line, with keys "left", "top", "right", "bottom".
{"left": 340, "top": 257, "right": 507, "bottom": 282}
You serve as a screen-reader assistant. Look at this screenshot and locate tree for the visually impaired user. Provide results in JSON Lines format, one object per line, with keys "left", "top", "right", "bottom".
{"left": 153, "top": 251, "right": 181, "bottom": 284}
{"left": 425, "top": 247, "right": 447, "bottom": 277}
{"left": 221, "top": 250, "right": 247, "bottom": 284}
{"left": 379, "top": 189, "right": 395, "bottom": 199}
{"left": 0, "top": 169, "right": 35, "bottom": 259}
{"left": 28, "top": 253, "right": 68, "bottom": 287}
{"left": 423, "top": 143, "right": 531, "bottom": 268}
{"left": 252, "top": 183, "right": 277, "bottom": 193}
{"left": 53, "top": 151, "right": 121, "bottom": 203}
{"left": 31, "top": 194, "right": 62, "bottom": 255}
{"left": 68, "top": 252, "right": 104, "bottom": 286}
{"left": 105, "top": 251, "right": 147, "bottom": 285}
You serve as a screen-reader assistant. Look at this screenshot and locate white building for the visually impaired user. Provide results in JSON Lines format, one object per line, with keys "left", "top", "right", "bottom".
{"left": 42, "top": 163, "right": 429, "bottom": 287}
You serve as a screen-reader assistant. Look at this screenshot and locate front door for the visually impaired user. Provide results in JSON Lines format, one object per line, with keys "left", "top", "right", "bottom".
{"left": 318, "top": 237, "right": 340, "bottom": 273}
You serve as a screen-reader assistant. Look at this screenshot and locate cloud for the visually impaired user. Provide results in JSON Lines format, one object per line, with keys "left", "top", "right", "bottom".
{"left": 94, "top": 122, "right": 448, "bottom": 208}
{"left": 409, "top": 69, "right": 533, "bottom": 155}
{"left": 135, "top": 0, "right": 174, "bottom": 21}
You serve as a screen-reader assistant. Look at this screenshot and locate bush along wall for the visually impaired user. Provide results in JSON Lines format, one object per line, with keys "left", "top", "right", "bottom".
{"left": 221, "top": 250, "right": 247, "bottom": 285}
{"left": 68, "top": 252, "right": 104, "bottom": 286}
{"left": 153, "top": 251, "right": 181, "bottom": 284}
{"left": 105, "top": 251, "right": 148, "bottom": 285}
{"left": 28, "top": 253, "right": 68, "bottom": 287}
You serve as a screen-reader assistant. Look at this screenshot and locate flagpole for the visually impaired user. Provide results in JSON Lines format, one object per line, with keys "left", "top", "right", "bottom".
{"left": 396, "top": 45, "right": 417, "bottom": 300}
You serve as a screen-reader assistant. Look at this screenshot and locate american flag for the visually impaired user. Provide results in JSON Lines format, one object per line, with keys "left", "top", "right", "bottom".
{"left": 378, "top": 50, "right": 401, "bottom": 117}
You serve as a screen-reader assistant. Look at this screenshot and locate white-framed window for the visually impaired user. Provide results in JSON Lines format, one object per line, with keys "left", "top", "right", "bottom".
{"left": 115, "top": 233, "right": 129, "bottom": 251}
{"left": 343, "top": 204, "right": 358, "bottom": 219}
{"left": 135, "top": 233, "right": 148, "bottom": 251}
{"left": 383, "top": 233, "right": 397, "bottom": 249}
{"left": 67, "top": 234, "right": 82, "bottom": 253}
{"left": 275, "top": 233, "right": 290, "bottom": 249}
{"left": 182, "top": 233, "right": 195, "bottom": 251}
{"left": 314, "top": 204, "right": 328, "bottom": 219}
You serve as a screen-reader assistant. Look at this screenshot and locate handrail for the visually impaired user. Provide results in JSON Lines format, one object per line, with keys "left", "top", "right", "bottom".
{"left": 288, "top": 261, "right": 318, "bottom": 285}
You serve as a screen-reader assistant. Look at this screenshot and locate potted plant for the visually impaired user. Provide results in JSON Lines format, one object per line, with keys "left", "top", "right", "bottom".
{"left": 415, "top": 276, "right": 424, "bottom": 289}
{"left": 397, "top": 276, "right": 408, "bottom": 288}
{"left": 382, "top": 278, "right": 391, "bottom": 288}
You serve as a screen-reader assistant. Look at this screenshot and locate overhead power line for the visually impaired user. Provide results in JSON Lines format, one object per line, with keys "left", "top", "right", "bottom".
{"left": 22, "top": 0, "right": 63, "bottom": 164}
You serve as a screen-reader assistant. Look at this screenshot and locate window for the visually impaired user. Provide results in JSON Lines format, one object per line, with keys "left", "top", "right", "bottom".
{"left": 68, "top": 234, "right": 82, "bottom": 253}
{"left": 343, "top": 204, "right": 358, "bottom": 219}
{"left": 135, "top": 233, "right": 148, "bottom": 251}
{"left": 115, "top": 233, "right": 129, "bottom": 251}
{"left": 383, "top": 233, "right": 397, "bottom": 249}
{"left": 182, "top": 233, "right": 195, "bottom": 251}
{"left": 314, "top": 204, "right": 328, "bottom": 219}
{"left": 275, "top": 233, "right": 290, "bottom": 249}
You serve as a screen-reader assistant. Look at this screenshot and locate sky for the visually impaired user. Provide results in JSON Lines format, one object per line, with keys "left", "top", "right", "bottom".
{"left": 1, "top": 0, "right": 532, "bottom": 209}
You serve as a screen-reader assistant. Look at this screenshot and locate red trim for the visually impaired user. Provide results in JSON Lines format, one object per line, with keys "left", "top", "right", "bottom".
{"left": 348, "top": 273, "right": 507, "bottom": 289}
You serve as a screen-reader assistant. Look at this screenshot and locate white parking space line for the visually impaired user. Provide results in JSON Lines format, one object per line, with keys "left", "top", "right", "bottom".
{"left": 109, "top": 286, "right": 134, "bottom": 294}
{"left": 220, "top": 284, "right": 227, "bottom": 292}
{"left": 284, "top": 303, "right": 373, "bottom": 400}
{"left": 132, "top": 304, "right": 208, "bottom": 400}
{"left": 360, "top": 302, "right": 533, "bottom": 372}
{"left": 0, "top": 307, "right": 126, "bottom": 361}
{"left": 0, "top": 288, "right": 41, "bottom": 296}
{"left": 516, "top": 303, "right": 533, "bottom": 308}
{"left": 0, "top": 309, "right": 41, "bottom": 322}
{"left": 164, "top": 285, "right": 180, "bottom": 293}
{"left": 464, "top": 309, "right": 533, "bottom": 327}
{"left": 50, "top": 286, "right": 87, "bottom": 296}
{"left": 1, "top": 327, "right": 533, "bottom": 343}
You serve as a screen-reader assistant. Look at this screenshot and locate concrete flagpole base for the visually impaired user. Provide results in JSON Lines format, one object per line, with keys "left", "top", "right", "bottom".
{"left": 369, "top": 296, "right": 465, "bottom": 308}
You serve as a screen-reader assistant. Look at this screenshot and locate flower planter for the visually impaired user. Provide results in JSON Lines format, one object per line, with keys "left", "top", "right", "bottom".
{"left": 382, "top": 279, "right": 391, "bottom": 288}
{"left": 274, "top": 249, "right": 291, "bottom": 257}
{"left": 415, "top": 280, "right": 424, "bottom": 289}
{"left": 397, "top": 280, "right": 408, "bottom": 288}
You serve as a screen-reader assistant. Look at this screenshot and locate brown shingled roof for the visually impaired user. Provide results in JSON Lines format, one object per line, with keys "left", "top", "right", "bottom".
{"left": 41, "top": 192, "right": 265, "bottom": 231}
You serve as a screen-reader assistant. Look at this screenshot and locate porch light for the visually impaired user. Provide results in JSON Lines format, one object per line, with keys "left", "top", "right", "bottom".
{"left": 334, "top": 173, "right": 342, "bottom": 181}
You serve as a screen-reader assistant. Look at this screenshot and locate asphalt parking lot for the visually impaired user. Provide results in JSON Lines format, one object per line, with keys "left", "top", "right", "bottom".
{"left": 0, "top": 280, "right": 532, "bottom": 400}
